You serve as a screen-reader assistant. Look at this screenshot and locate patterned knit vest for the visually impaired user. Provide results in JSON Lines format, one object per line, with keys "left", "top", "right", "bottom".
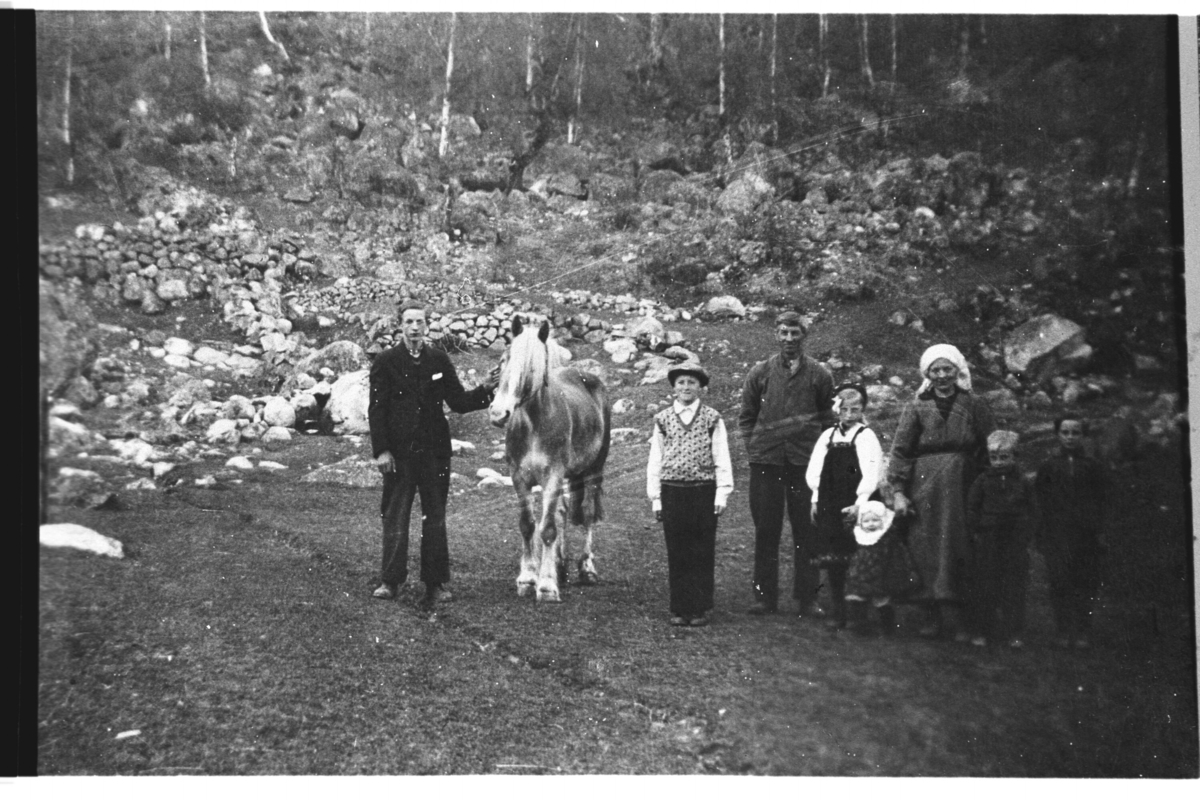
{"left": 655, "top": 404, "right": 721, "bottom": 483}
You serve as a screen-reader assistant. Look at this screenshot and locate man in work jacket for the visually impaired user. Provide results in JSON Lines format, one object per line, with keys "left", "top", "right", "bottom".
{"left": 369, "top": 299, "right": 497, "bottom": 607}
{"left": 738, "top": 310, "right": 835, "bottom": 616}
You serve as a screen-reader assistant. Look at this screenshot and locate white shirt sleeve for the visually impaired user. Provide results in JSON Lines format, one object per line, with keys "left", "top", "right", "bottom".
{"left": 806, "top": 428, "right": 832, "bottom": 504}
{"left": 854, "top": 427, "right": 884, "bottom": 507}
{"left": 647, "top": 419, "right": 664, "bottom": 513}
{"left": 712, "top": 417, "right": 734, "bottom": 508}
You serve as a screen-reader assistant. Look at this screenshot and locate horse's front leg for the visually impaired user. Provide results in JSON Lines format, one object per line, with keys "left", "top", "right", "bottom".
{"left": 512, "top": 474, "right": 539, "bottom": 597}
{"left": 535, "top": 476, "right": 564, "bottom": 602}
{"left": 577, "top": 521, "right": 598, "bottom": 585}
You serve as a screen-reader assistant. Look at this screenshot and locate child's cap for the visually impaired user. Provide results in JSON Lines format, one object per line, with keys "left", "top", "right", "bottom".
{"left": 987, "top": 430, "right": 1020, "bottom": 452}
{"left": 667, "top": 361, "right": 709, "bottom": 388}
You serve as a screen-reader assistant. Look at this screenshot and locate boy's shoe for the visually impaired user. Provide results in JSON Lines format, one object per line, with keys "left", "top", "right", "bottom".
{"left": 1073, "top": 636, "right": 1091, "bottom": 650}
{"left": 1007, "top": 638, "right": 1025, "bottom": 650}
{"left": 747, "top": 601, "right": 777, "bottom": 615}
{"left": 371, "top": 582, "right": 398, "bottom": 600}
{"left": 690, "top": 613, "right": 710, "bottom": 628}
{"left": 669, "top": 616, "right": 689, "bottom": 627}
{"left": 970, "top": 636, "right": 988, "bottom": 647}
{"left": 424, "top": 585, "right": 453, "bottom": 604}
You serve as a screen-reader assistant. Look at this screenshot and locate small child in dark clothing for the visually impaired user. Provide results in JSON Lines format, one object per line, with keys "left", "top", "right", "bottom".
{"left": 1034, "top": 414, "right": 1109, "bottom": 649}
{"left": 965, "top": 430, "right": 1034, "bottom": 648}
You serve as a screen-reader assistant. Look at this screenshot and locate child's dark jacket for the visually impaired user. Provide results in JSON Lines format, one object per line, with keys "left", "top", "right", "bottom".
{"left": 1033, "top": 448, "right": 1109, "bottom": 536}
{"left": 967, "top": 466, "right": 1034, "bottom": 542}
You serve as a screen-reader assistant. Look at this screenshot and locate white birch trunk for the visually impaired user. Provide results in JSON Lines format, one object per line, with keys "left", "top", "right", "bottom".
{"left": 199, "top": 11, "right": 211, "bottom": 88}
{"left": 858, "top": 15, "right": 875, "bottom": 89}
{"left": 258, "top": 11, "right": 290, "bottom": 63}
{"left": 649, "top": 13, "right": 663, "bottom": 66}
{"left": 819, "top": 14, "right": 830, "bottom": 98}
{"left": 63, "top": 14, "right": 74, "bottom": 186}
{"left": 769, "top": 14, "right": 778, "bottom": 141}
{"left": 438, "top": 12, "right": 457, "bottom": 159}
{"left": 525, "top": 14, "right": 535, "bottom": 97}
{"left": 568, "top": 17, "right": 586, "bottom": 144}
{"left": 718, "top": 13, "right": 726, "bottom": 120}
{"left": 890, "top": 14, "right": 897, "bottom": 88}
{"left": 164, "top": 15, "right": 172, "bottom": 60}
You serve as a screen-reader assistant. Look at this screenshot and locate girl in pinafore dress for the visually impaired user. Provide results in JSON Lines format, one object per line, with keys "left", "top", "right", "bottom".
{"left": 805, "top": 383, "right": 883, "bottom": 629}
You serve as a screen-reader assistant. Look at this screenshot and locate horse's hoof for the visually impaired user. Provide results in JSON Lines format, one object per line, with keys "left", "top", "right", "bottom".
{"left": 517, "top": 582, "right": 536, "bottom": 597}
{"left": 577, "top": 570, "right": 598, "bottom": 586}
{"left": 536, "top": 590, "right": 562, "bottom": 603}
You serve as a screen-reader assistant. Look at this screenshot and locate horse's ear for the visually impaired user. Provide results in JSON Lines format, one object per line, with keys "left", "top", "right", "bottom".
{"left": 511, "top": 315, "right": 523, "bottom": 337}
{"left": 538, "top": 320, "right": 550, "bottom": 342}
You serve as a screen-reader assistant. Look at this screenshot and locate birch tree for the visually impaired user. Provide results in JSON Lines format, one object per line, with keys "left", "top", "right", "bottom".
{"left": 62, "top": 12, "right": 74, "bottom": 186}
{"left": 525, "top": 13, "right": 537, "bottom": 101}
{"left": 819, "top": 14, "right": 831, "bottom": 98}
{"left": 438, "top": 12, "right": 457, "bottom": 159}
{"left": 199, "top": 11, "right": 211, "bottom": 88}
{"left": 858, "top": 14, "right": 875, "bottom": 89}
{"left": 718, "top": 13, "right": 726, "bottom": 120}
{"left": 769, "top": 13, "right": 778, "bottom": 142}
{"left": 567, "top": 16, "right": 586, "bottom": 145}
{"left": 258, "top": 11, "right": 290, "bottom": 63}
{"left": 890, "top": 15, "right": 898, "bottom": 88}
{"left": 163, "top": 12, "right": 172, "bottom": 60}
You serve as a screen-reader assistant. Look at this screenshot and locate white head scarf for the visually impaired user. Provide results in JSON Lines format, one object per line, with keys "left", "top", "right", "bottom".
{"left": 853, "top": 500, "right": 896, "bottom": 546}
{"left": 917, "top": 343, "right": 972, "bottom": 395}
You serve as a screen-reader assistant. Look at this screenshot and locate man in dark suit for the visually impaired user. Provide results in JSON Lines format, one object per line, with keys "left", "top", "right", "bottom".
{"left": 369, "top": 299, "right": 498, "bottom": 606}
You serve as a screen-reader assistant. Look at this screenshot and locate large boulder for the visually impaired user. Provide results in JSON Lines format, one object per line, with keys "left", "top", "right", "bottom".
{"left": 323, "top": 369, "right": 370, "bottom": 434}
{"left": 703, "top": 295, "right": 747, "bottom": 319}
{"left": 40, "top": 523, "right": 125, "bottom": 559}
{"left": 1004, "top": 314, "right": 1092, "bottom": 382}
{"left": 293, "top": 340, "right": 368, "bottom": 377}
{"left": 39, "top": 278, "right": 97, "bottom": 398}
{"left": 262, "top": 396, "right": 297, "bottom": 428}
{"left": 716, "top": 174, "right": 774, "bottom": 215}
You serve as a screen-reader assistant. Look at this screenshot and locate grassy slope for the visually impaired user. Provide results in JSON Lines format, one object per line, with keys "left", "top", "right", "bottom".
{"left": 39, "top": 327, "right": 1198, "bottom": 776}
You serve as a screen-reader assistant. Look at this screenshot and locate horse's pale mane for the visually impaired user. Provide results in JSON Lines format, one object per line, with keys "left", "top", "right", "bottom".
{"left": 501, "top": 327, "right": 553, "bottom": 402}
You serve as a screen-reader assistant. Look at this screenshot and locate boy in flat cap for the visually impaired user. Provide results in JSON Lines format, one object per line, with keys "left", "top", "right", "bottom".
{"left": 647, "top": 362, "right": 734, "bottom": 627}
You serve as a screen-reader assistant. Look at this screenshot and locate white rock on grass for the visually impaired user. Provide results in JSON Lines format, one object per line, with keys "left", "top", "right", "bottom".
{"left": 206, "top": 419, "right": 241, "bottom": 445}
{"left": 164, "top": 337, "right": 194, "bottom": 357}
{"left": 40, "top": 523, "right": 124, "bottom": 558}
{"left": 111, "top": 438, "right": 155, "bottom": 465}
{"left": 163, "top": 354, "right": 193, "bottom": 370}
{"left": 263, "top": 396, "right": 297, "bottom": 428}
{"left": 450, "top": 439, "right": 476, "bottom": 455}
{"left": 192, "top": 346, "right": 228, "bottom": 367}
{"left": 195, "top": 475, "right": 217, "bottom": 487}
{"left": 258, "top": 460, "right": 287, "bottom": 470}
{"left": 152, "top": 462, "right": 175, "bottom": 479}
{"left": 124, "top": 477, "right": 158, "bottom": 491}
{"left": 612, "top": 398, "right": 636, "bottom": 414}
{"left": 226, "top": 455, "right": 255, "bottom": 470}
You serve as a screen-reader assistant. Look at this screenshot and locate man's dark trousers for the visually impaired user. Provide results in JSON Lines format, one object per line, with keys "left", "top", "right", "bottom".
{"left": 380, "top": 451, "right": 451, "bottom": 587}
{"left": 750, "top": 461, "right": 818, "bottom": 610}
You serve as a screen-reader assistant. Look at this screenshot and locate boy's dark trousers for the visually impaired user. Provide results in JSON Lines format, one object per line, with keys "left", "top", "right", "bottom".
{"left": 749, "top": 462, "right": 818, "bottom": 611}
{"left": 970, "top": 521, "right": 1029, "bottom": 640}
{"left": 662, "top": 483, "right": 718, "bottom": 618}
{"left": 1043, "top": 529, "right": 1103, "bottom": 636}
{"left": 380, "top": 451, "right": 452, "bottom": 587}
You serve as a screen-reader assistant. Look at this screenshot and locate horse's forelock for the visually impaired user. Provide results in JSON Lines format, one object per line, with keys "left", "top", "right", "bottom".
{"left": 500, "top": 327, "right": 548, "bottom": 404}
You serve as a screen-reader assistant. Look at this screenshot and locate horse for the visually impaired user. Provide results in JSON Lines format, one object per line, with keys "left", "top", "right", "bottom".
{"left": 488, "top": 316, "right": 611, "bottom": 602}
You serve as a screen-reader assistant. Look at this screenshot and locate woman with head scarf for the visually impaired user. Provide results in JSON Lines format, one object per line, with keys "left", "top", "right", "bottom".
{"left": 888, "top": 344, "right": 995, "bottom": 639}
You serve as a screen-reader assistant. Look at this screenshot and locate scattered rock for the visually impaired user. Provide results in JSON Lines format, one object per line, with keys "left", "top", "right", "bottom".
{"left": 40, "top": 523, "right": 124, "bottom": 558}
